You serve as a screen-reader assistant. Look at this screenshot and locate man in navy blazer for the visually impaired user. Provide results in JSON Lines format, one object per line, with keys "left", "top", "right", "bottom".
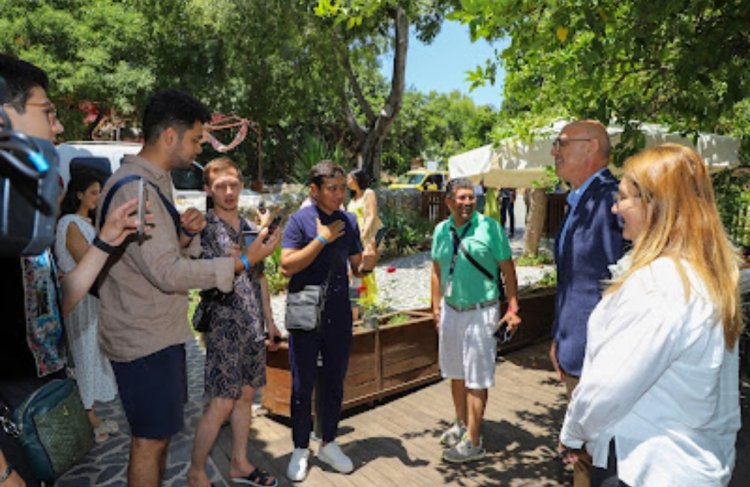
{"left": 549, "top": 120, "right": 625, "bottom": 487}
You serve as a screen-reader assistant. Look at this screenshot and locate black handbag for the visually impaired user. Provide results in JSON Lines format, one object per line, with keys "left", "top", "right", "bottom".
{"left": 0, "top": 378, "right": 94, "bottom": 481}
{"left": 193, "top": 289, "right": 234, "bottom": 333}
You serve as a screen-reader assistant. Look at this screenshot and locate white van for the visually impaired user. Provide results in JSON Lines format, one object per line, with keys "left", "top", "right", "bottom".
{"left": 56, "top": 141, "right": 207, "bottom": 212}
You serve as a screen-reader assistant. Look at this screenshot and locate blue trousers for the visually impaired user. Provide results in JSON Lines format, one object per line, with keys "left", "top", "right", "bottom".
{"left": 288, "top": 299, "right": 352, "bottom": 448}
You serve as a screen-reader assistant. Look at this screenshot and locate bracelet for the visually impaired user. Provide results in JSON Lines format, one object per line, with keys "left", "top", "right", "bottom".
{"left": 181, "top": 227, "right": 197, "bottom": 238}
{"left": 92, "top": 236, "right": 117, "bottom": 254}
{"left": 316, "top": 234, "right": 328, "bottom": 246}
{"left": 240, "top": 254, "right": 251, "bottom": 272}
{"left": 0, "top": 464, "right": 13, "bottom": 483}
{"left": 508, "top": 307, "right": 520, "bottom": 314}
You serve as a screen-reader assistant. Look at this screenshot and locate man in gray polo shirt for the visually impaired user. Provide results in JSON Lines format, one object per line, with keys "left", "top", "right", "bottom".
{"left": 431, "top": 177, "right": 521, "bottom": 463}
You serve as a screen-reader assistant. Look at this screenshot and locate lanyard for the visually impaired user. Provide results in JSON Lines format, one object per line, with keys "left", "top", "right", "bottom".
{"left": 448, "top": 222, "right": 471, "bottom": 277}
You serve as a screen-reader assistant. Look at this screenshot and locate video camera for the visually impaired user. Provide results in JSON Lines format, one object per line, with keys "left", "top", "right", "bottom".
{"left": 0, "top": 75, "right": 60, "bottom": 257}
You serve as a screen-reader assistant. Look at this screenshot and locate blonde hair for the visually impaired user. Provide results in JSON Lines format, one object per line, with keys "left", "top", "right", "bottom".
{"left": 203, "top": 156, "right": 242, "bottom": 186}
{"left": 606, "top": 143, "right": 742, "bottom": 349}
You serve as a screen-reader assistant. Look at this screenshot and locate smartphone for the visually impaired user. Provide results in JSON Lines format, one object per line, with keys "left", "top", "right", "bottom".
{"left": 242, "top": 229, "right": 259, "bottom": 247}
{"left": 263, "top": 215, "right": 282, "bottom": 243}
{"left": 494, "top": 322, "right": 514, "bottom": 344}
{"left": 136, "top": 178, "right": 146, "bottom": 236}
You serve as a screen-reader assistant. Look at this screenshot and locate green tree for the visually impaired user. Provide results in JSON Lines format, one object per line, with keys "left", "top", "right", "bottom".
{"left": 0, "top": 0, "right": 156, "bottom": 138}
{"left": 382, "top": 89, "right": 497, "bottom": 174}
{"left": 315, "top": 0, "right": 460, "bottom": 180}
{"left": 452, "top": 0, "right": 750, "bottom": 162}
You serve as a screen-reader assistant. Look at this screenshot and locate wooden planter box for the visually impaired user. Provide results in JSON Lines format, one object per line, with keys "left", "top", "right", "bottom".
{"left": 262, "top": 309, "right": 439, "bottom": 418}
{"left": 500, "top": 288, "right": 556, "bottom": 354}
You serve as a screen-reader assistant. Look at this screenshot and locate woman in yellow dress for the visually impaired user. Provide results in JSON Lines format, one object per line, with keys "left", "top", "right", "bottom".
{"left": 347, "top": 169, "right": 383, "bottom": 308}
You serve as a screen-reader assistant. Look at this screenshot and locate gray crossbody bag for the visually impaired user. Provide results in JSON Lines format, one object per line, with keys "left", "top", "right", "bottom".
{"left": 285, "top": 243, "right": 338, "bottom": 332}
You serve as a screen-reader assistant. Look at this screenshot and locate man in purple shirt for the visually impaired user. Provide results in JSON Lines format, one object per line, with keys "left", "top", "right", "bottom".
{"left": 280, "top": 160, "right": 377, "bottom": 482}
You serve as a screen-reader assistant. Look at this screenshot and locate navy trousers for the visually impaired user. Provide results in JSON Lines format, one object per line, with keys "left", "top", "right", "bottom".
{"left": 500, "top": 197, "right": 515, "bottom": 236}
{"left": 592, "top": 439, "right": 630, "bottom": 487}
{"left": 288, "top": 296, "right": 353, "bottom": 448}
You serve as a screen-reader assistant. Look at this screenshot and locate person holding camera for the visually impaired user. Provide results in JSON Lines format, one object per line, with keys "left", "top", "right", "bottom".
{"left": 95, "top": 90, "right": 280, "bottom": 487}
{"left": 280, "top": 160, "right": 377, "bottom": 482}
{"left": 0, "top": 54, "right": 151, "bottom": 487}
{"left": 187, "top": 156, "right": 281, "bottom": 487}
{"left": 430, "top": 177, "right": 521, "bottom": 464}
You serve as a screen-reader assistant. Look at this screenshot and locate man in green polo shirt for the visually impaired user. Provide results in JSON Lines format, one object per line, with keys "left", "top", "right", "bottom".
{"left": 431, "top": 177, "right": 521, "bottom": 463}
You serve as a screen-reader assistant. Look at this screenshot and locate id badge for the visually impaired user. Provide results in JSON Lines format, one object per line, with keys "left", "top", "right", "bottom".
{"left": 445, "top": 279, "right": 453, "bottom": 298}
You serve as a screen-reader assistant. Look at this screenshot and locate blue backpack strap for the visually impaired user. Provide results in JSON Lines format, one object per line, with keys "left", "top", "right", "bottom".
{"left": 99, "top": 175, "right": 141, "bottom": 230}
{"left": 99, "top": 175, "right": 181, "bottom": 235}
{"left": 148, "top": 183, "right": 181, "bottom": 235}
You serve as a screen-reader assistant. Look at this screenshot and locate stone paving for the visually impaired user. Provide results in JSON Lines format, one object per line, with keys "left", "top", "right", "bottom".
{"left": 56, "top": 339, "right": 227, "bottom": 487}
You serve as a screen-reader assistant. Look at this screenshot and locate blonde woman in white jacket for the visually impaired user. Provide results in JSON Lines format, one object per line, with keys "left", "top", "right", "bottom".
{"left": 559, "top": 144, "right": 742, "bottom": 486}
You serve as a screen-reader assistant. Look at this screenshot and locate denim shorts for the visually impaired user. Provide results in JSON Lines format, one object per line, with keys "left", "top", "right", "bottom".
{"left": 111, "top": 344, "right": 187, "bottom": 439}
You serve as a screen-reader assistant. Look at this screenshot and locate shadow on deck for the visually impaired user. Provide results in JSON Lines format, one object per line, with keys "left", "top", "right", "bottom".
{"left": 209, "top": 338, "right": 750, "bottom": 486}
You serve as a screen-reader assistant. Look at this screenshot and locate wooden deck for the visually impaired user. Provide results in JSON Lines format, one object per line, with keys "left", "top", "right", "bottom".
{"left": 211, "top": 339, "right": 750, "bottom": 486}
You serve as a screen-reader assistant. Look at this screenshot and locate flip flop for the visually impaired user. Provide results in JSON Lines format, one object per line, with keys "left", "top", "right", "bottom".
{"left": 231, "top": 468, "right": 278, "bottom": 487}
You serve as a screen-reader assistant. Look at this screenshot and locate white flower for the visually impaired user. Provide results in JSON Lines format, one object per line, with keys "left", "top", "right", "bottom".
{"left": 608, "top": 252, "right": 633, "bottom": 279}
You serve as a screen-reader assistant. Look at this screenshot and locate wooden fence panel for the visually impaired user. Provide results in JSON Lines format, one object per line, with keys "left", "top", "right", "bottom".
{"left": 421, "top": 190, "right": 448, "bottom": 223}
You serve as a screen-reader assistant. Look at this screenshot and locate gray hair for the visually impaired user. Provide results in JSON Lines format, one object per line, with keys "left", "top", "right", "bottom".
{"left": 446, "top": 177, "right": 474, "bottom": 198}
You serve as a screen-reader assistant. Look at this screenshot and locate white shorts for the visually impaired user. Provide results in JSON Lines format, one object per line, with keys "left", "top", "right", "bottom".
{"left": 439, "top": 299, "right": 499, "bottom": 389}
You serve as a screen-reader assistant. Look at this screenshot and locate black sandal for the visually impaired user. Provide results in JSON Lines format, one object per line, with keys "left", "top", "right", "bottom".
{"left": 231, "top": 468, "right": 278, "bottom": 487}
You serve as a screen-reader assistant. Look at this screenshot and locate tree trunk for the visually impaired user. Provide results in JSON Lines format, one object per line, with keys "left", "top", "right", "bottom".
{"left": 341, "top": 7, "right": 408, "bottom": 182}
{"left": 524, "top": 188, "right": 548, "bottom": 255}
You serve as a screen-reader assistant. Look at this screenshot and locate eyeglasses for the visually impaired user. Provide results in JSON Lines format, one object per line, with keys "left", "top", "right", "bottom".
{"left": 613, "top": 193, "right": 641, "bottom": 208}
{"left": 25, "top": 101, "right": 58, "bottom": 120}
{"left": 552, "top": 137, "right": 591, "bottom": 150}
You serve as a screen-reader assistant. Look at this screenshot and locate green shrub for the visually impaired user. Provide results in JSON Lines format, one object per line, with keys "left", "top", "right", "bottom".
{"left": 387, "top": 313, "right": 410, "bottom": 325}
{"left": 535, "top": 270, "right": 557, "bottom": 288}
{"left": 293, "top": 135, "right": 345, "bottom": 183}
{"left": 516, "top": 250, "right": 554, "bottom": 266}
{"left": 380, "top": 205, "right": 432, "bottom": 254}
{"left": 712, "top": 167, "right": 750, "bottom": 248}
{"left": 264, "top": 247, "right": 288, "bottom": 294}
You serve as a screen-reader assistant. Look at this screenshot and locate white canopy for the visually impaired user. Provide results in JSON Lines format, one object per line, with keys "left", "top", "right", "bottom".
{"left": 448, "top": 121, "right": 741, "bottom": 188}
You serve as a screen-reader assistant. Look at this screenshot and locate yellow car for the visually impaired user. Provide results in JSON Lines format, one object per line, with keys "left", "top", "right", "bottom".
{"left": 389, "top": 169, "right": 448, "bottom": 191}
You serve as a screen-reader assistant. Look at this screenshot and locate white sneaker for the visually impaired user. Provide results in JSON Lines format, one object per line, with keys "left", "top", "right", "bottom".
{"left": 318, "top": 441, "right": 354, "bottom": 474}
{"left": 439, "top": 419, "right": 466, "bottom": 448}
{"left": 287, "top": 448, "right": 310, "bottom": 482}
{"left": 442, "top": 435, "right": 486, "bottom": 463}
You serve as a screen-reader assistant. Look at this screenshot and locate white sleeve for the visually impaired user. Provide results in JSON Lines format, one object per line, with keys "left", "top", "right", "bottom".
{"left": 559, "top": 281, "right": 685, "bottom": 448}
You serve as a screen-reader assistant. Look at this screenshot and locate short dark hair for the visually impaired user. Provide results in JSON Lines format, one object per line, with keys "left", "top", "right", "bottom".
{"left": 445, "top": 177, "right": 473, "bottom": 198}
{"left": 0, "top": 54, "right": 49, "bottom": 113}
{"left": 142, "top": 89, "right": 210, "bottom": 144}
{"left": 309, "top": 160, "right": 345, "bottom": 187}
{"left": 60, "top": 170, "right": 103, "bottom": 221}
